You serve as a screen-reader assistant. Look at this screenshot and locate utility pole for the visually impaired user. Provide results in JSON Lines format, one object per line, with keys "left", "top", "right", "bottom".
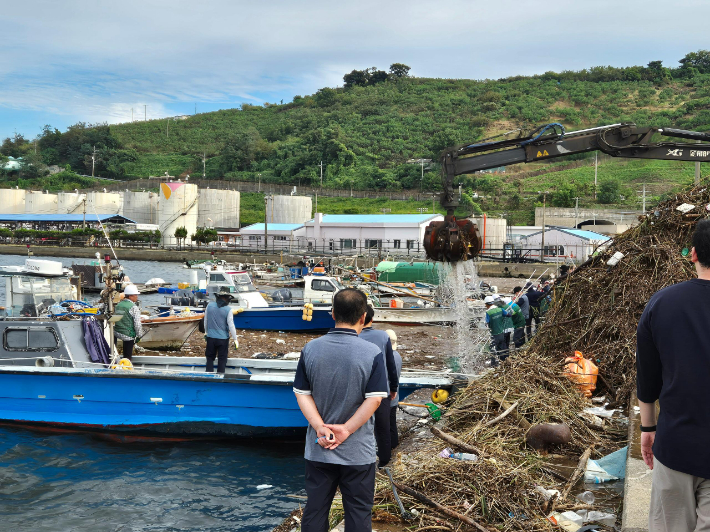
{"left": 202, "top": 153, "right": 206, "bottom": 178}
{"left": 315, "top": 192, "right": 318, "bottom": 214}
{"left": 91, "top": 145, "right": 97, "bottom": 177}
{"left": 82, "top": 198, "right": 86, "bottom": 228}
{"left": 318, "top": 161, "right": 323, "bottom": 187}
{"left": 539, "top": 191, "right": 549, "bottom": 261}
{"left": 594, "top": 153, "right": 598, "bottom": 200}
{"left": 258, "top": 173, "right": 261, "bottom": 192}
{"left": 574, "top": 197, "right": 580, "bottom": 228}
{"left": 696, "top": 140, "right": 701, "bottom": 185}
{"left": 264, "top": 195, "right": 268, "bottom": 253}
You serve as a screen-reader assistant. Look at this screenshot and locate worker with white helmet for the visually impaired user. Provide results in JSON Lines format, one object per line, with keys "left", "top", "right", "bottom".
{"left": 113, "top": 284, "right": 144, "bottom": 361}
{"left": 484, "top": 295, "right": 512, "bottom": 366}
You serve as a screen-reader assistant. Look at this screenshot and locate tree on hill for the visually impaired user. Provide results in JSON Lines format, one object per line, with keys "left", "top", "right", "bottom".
{"left": 679, "top": 50, "right": 710, "bottom": 74}
{"left": 389, "top": 63, "right": 411, "bottom": 78}
{"left": 598, "top": 180, "right": 621, "bottom": 204}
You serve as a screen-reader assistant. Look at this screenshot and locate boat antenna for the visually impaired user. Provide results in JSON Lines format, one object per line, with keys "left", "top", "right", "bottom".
{"left": 92, "top": 207, "right": 121, "bottom": 267}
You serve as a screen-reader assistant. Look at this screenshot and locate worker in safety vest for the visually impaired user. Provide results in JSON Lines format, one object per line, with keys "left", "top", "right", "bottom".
{"left": 484, "top": 295, "right": 512, "bottom": 366}
{"left": 114, "top": 284, "right": 144, "bottom": 361}
{"left": 503, "top": 297, "right": 526, "bottom": 349}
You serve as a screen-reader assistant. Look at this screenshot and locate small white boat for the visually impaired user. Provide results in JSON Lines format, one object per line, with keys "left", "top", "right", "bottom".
{"left": 139, "top": 314, "right": 203, "bottom": 351}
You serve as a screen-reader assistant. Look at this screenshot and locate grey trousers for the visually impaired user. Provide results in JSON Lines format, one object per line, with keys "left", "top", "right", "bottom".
{"left": 650, "top": 457, "right": 710, "bottom": 531}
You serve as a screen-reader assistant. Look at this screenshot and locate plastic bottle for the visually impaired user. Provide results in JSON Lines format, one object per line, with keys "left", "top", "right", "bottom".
{"left": 448, "top": 452, "right": 478, "bottom": 462}
{"left": 575, "top": 490, "right": 595, "bottom": 504}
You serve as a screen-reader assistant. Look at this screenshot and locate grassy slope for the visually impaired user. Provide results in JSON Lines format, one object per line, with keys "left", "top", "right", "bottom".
{"left": 107, "top": 71, "right": 710, "bottom": 222}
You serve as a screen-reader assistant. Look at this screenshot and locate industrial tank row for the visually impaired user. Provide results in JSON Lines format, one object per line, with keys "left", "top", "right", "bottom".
{"left": 0, "top": 187, "right": 312, "bottom": 245}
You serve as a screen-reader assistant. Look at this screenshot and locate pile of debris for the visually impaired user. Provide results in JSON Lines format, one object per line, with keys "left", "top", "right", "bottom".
{"left": 374, "top": 185, "right": 710, "bottom": 530}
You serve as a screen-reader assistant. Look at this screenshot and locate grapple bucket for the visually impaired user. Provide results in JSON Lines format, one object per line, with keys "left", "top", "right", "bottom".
{"left": 423, "top": 215, "right": 482, "bottom": 262}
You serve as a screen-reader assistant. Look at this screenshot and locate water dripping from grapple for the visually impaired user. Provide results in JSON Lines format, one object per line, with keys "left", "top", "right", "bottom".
{"left": 423, "top": 215, "right": 482, "bottom": 262}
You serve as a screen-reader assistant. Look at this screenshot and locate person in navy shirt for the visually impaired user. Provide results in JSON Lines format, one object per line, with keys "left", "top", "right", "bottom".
{"left": 637, "top": 219, "right": 710, "bottom": 531}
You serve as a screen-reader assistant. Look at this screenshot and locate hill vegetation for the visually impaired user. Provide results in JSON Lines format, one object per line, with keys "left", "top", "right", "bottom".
{"left": 4, "top": 51, "right": 710, "bottom": 224}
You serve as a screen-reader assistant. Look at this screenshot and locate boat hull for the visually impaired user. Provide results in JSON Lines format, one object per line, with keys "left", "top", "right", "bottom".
{"left": 0, "top": 369, "right": 307, "bottom": 438}
{"left": 0, "top": 362, "right": 451, "bottom": 439}
{"left": 234, "top": 307, "right": 335, "bottom": 332}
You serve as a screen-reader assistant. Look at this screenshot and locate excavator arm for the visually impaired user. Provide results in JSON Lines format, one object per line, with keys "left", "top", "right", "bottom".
{"left": 424, "top": 122, "right": 710, "bottom": 262}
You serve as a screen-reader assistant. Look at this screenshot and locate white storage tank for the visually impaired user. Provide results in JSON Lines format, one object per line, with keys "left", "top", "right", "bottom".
{"left": 158, "top": 182, "right": 198, "bottom": 247}
{"left": 0, "top": 188, "right": 27, "bottom": 213}
{"left": 57, "top": 191, "right": 86, "bottom": 214}
{"left": 123, "top": 191, "right": 158, "bottom": 224}
{"left": 470, "top": 216, "right": 507, "bottom": 252}
{"left": 198, "top": 188, "right": 240, "bottom": 228}
{"left": 85, "top": 191, "right": 122, "bottom": 215}
{"left": 265, "top": 195, "right": 312, "bottom": 224}
{"left": 25, "top": 191, "right": 58, "bottom": 214}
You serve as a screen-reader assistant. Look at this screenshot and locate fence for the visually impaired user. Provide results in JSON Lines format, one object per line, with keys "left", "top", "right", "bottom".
{"left": 82, "top": 178, "right": 441, "bottom": 202}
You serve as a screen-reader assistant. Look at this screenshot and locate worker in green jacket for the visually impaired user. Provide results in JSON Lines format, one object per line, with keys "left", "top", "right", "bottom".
{"left": 503, "top": 297, "right": 526, "bottom": 349}
{"left": 484, "top": 295, "right": 512, "bottom": 366}
{"left": 114, "top": 284, "right": 145, "bottom": 361}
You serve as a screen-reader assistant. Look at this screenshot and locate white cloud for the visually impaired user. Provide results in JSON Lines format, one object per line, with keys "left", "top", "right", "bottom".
{"left": 0, "top": 0, "right": 709, "bottom": 134}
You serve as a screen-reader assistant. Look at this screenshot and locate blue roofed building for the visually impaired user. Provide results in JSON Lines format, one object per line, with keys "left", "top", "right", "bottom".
{"left": 521, "top": 226, "right": 611, "bottom": 263}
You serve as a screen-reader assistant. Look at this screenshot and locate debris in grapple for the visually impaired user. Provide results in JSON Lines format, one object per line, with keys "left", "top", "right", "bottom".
{"left": 423, "top": 215, "right": 482, "bottom": 262}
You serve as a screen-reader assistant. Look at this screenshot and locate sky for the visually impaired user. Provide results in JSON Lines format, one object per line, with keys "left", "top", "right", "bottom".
{"left": 1, "top": 0, "right": 709, "bottom": 140}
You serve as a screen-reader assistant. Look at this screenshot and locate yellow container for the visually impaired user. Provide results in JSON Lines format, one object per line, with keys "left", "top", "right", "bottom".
{"left": 178, "top": 282, "right": 190, "bottom": 289}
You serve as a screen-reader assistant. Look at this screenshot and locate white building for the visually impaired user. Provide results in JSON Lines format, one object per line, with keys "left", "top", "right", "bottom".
{"left": 239, "top": 223, "right": 305, "bottom": 251}
{"left": 299, "top": 213, "right": 444, "bottom": 254}
{"left": 521, "top": 226, "right": 610, "bottom": 263}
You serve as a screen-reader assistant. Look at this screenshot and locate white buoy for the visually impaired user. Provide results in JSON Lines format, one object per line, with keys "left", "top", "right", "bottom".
{"left": 189, "top": 270, "right": 198, "bottom": 286}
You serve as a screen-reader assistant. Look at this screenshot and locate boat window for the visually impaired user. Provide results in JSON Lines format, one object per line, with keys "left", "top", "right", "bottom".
{"left": 4, "top": 327, "right": 59, "bottom": 352}
{"left": 210, "top": 274, "right": 227, "bottom": 283}
{"left": 312, "top": 280, "right": 335, "bottom": 292}
{"left": 231, "top": 273, "right": 255, "bottom": 293}
{"left": 332, "top": 278, "right": 345, "bottom": 290}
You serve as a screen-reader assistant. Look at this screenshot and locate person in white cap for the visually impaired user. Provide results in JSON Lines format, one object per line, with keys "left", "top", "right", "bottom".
{"left": 114, "top": 284, "right": 144, "bottom": 361}
{"left": 385, "top": 329, "right": 403, "bottom": 452}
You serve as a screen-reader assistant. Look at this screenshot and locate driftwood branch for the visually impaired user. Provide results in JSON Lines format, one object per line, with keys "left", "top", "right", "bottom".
{"left": 430, "top": 427, "right": 484, "bottom": 456}
{"left": 559, "top": 447, "right": 593, "bottom": 506}
{"left": 483, "top": 400, "right": 519, "bottom": 427}
{"left": 392, "top": 482, "right": 491, "bottom": 532}
{"left": 492, "top": 393, "right": 531, "bottom": 430}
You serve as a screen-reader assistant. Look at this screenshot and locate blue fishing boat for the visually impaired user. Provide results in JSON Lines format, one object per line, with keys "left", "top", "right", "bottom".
{"left": 0, "top": 320, "right": 455, "bottom": 439}
{"left": 159, "top": 267, "right": 337, "bottom": 332}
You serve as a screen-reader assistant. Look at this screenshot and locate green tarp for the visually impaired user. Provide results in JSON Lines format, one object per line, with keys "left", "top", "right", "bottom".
{"left": 374, "top": 261, "right": 440, "bottom": 284}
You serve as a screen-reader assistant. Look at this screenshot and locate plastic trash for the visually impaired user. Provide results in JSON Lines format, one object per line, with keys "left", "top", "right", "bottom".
{"left": 606, "top": 251, "right": 625, "bottom": 266}
{"left": 677, "top": 203, "right": 696, "bottom": 213}
{"left": 256, "top": 484, "right": 273, "bottom": 490}
{"left": 548, "top": 511, "right": 584, "bottom": 530}
{"left": 534, "top": 485, "right": 561, "bottom": 501}
{"left": 585, "top": 510, "right": 616, "bottom": 527}
{"left": 439, "top": 448, "right": 478, "bottom": 462}
{"left": 585, "top": 446, "right": 627, "bottom": 483}
{"left": 575, "top": 490, "right": 595, "bottom": 504}
{"left": 563, "top": 351, "right": 598, "bottom": 398}
{"left": 583, "top": 405, "right": 620, "bottom": 419}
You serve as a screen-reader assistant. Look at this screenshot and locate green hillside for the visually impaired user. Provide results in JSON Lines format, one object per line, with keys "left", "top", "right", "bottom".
{"left": 4, "top": 51, "right": 710, "bottom": 223}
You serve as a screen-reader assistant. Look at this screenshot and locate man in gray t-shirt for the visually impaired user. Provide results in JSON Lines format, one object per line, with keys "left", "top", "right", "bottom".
{"left": 293, "top": 288, "right": 387, "bottom": 532}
